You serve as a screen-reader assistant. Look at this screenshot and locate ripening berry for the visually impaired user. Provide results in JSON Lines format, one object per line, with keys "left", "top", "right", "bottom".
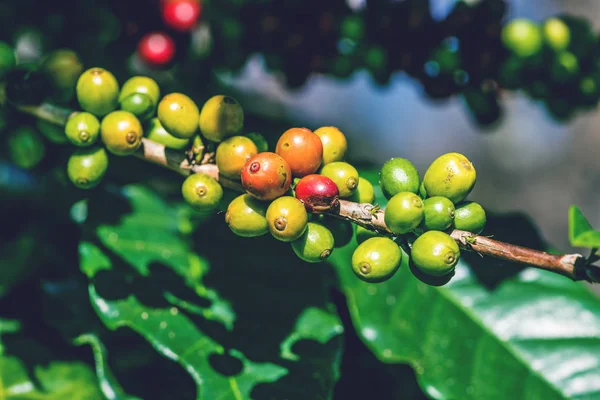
{"left": 100, "top": 111, "right": 143, "bottom": 156}
{"left": 181, "top": 173, "right": 223, "bottom": 213}
{"left": 314, "top": 126, "right": 347, "bottom": 165}
{"left": 241, "top": 152, "right": 292, "bottom": 201}
{"left": 76, "top": 68, "right": 119, "bottom": 117}
{"left": 158, "top": 93, "right": 200, "bottom": 139}
{"left": 422, "top": 196, "right": 455, "bottom": 231}
{"left": 384, "top": 192, "right": 424, "bottom": 235}
{"left": 119, "top": 76, "right": 161, "bottom": 106}
{"left": 349, "top": 177, "right": 375, "bottom": 204}
{"left": 199, "top": 95, "right": 244, "bottom": 142}
{"left": 319, "top": 162, "right": 358, "bottom": 198}
{"left": 266, "top": 196, "right": 308, "bottom": 242}
{"left": 352, "top": 237, "right": 402, "bottom": 283}
{"left": 225, "top": 194, "right": 269, "bottom": 237}
{"left": 294, "top": 174, "right": 339, "bottom": 213}
{"left": 291, "top": 222, "right": 335, "bottom": 263}
{"left": 138, "top": 32, "right": 176, "bottom": 66}
{"left": 67, "top": 146, "right": 108, "bottom": 189}
{"left": 501, "top": 18, "right": 543, "bottom": 58}
{"left": 162, "top": 0, "right": 202, "bottom": 32}
{"left": 411, "top": 231, "right": 460, "bottom": 277}
{"left": 423, "top": 153, "right": 476, "bottom": 204}
{"left": 65, "top": 112, "right": 100, "bottom": 147}
{"left": 276, "top": 127, "right": 323, "bottom": 177}
{"left": 453, "top": 201, "right": 486, "bottom": 234}
{"left": 543, "top": 18, "right": 570, "bottom": 51}
{"left": 215, "top": 136, "right": 258, "bottom": 180}
{"left": 146, "top": 118, "right": 190, "bottom": 150}
{"left": 379, "top": 158, "right": 420, "bottom": 199}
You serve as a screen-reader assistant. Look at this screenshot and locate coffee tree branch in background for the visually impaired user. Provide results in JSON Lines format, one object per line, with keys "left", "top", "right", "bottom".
{"left": 14, "top": 101, "right": 599, "bottom": 284}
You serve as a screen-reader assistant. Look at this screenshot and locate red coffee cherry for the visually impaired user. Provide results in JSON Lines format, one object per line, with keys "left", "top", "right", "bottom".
{"left": 138, "top": 32, "right": 175, "bottom": 66}
{"left": 162, "top": 0, "right": 202, "bottom": 32}
{"left": 241, "top": 152, "right": 292, "bottom": 201}
{"left": 295, "top": 174, "right": 340, "bottom": 213}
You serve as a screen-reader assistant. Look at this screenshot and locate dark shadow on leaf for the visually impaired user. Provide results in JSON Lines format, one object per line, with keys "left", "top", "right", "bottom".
{"left": 208, "top": 352, "right": 244, "bottom": 377}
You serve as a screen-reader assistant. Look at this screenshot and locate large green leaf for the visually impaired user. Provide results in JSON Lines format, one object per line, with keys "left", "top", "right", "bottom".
{"left": 79, "top": 185, "right": 344, "bottom": 400}
{"left": 331, "top": 170, "right": 600, "bottom": 400}
{"left": 569, "top": 205, "right": 600, "bottom": 249}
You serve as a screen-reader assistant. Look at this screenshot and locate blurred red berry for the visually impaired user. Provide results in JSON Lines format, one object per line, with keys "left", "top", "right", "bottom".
{"left": 138, "top": 32, "right": 176, "bottom": 66}
{"left": 162, "top": 0, "right": 202, "bottom": 32}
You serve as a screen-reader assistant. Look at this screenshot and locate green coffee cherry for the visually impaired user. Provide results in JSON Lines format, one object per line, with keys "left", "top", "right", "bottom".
{"left": 120, "top": 92, "right": 155, "bottom": 121}
{"left": 246, "top": 132, "right": 269, "bottom": 153}
{"left": 423, "top": 153, "right": 476, "bottom": 203}
{"left": 65, "top": 112, "right": 100, "bottom": 147}
{"left": 355, "top": 225, "right": 381, "bottom": 245}
{"left": 67, "top": 146, "right": 109, "bottom": 189}
{"left": 181, "top": 173, "right": 223, "bottom": 213}
{"left": 454, "top": 201, "right": 486, "bottom": 234}
{"left": 199, "top": 95, "right": 244, "bottom": 142}
{"left": 320, "top": 161, "right": 359, "bottom": 198}
{"left": 422, "top": 196, "right": 455, "bottom": 231}
{"left": 352, "top": 237, "right": 402, "bottom": 283}
{"left": 100, "top": 111, "right": 143, "bottom": 156}
{"left": 384, "top": 192, "right": 424, "bottom": 234}
{"left": 349, "top": 177, "right": 375, "bottom": 204}
{"left": 320, "top": 216, "right": 353, "bottom": 248}
{"left": 76, "top": 67, "right": 119, "bottom": 117}
{"left": 158, "top": 93, "right": 200, "bottom": 139}
{"left": 119, "top": 76, "right": 160, "bottom": 106}
{"left": 146, "top": 118, "right": 190, "bottom": 150}
{"left": 411, "top": 231, "right": 460, "bottom": 277}
{"left": 501, "top": 18, "right": 543, "bottom": 58}
{"left": 0, "top": 41, "right": 16, "bottom": 79}
{"left": 291, "top": 222, "right": 335, "bottom": 263}
{"left": 543, "top": 18, "right": 570, "bottom": 51}
{"left": 8, "top": 127, "right": 45, "bottom": 169}
{"left": 40, "top": 49, "right": 83, "bottom": 96}
{"left": 225, "top": 194, "right": 269, "bottom": 237}
{"left": 266, "top": 196, "right": 308, "bottom": 242}
{"left": 36, "top": 120, "right": 68, "bottom": 144}
{"left": 550, "top": 51, "right": 579, "bottom": 83}
{"left": 379, "top": 158, "right": 420, "bottom": 198}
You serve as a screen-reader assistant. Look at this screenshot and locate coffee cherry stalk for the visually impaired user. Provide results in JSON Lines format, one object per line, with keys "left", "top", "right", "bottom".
{"left": 6, "top": 64, "right": 599, "bottom": 286}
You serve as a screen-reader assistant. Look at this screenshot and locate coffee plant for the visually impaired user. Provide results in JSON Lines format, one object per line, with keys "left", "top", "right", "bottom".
{"left": 1, "top": 1, "right": 600, "bottom": 399}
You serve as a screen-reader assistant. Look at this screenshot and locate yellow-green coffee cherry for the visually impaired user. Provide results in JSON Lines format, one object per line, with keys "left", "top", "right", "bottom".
{"left": 355, "top": 225, "right": 381, "bottom": 244}
{"left": 352, "top": 237, "right": 402, "bottom": 283}
{"left": 384, "top": 192, "right": 424, "bottom": 234}
{"left": 146, "top": 118, "right": 190, "bottom": 150}
{"left": 379, "top": 157, "right": 420, "bottom": 198}
{"left": 100, "top": 111, "right": 143, "bottom": 156}
{"left": 320, "top": 161, "right": 359, "bottom": 198}
{"left": 314, "top": 126, "right": 347, "bottom": 165}
{"left": 119, "top": 76, "right": 160, "bottom": 106}
{"left": 65, "top": 112, "right": 100, "bottom": 147}
{"left": 291, "top": 222, "right": 335, "bottom": 263}
{"left": 349, "top": 177, "right": 375, "bottom": 204}
{"left": 120, "top": 92, "right": 155, "bottom": 122}
{"left": 76, "top": 67, "right": 119, "bottom": 117}
{"left": 423, "top": 152, "right": 476, "bottom": 203}
{"left": 543, "top": 18, "right": 570, "bottom": 51}
{"left": 8, "top": 127, "right": 45, "bottom": 169}
{"left": 199, "top": 95, "right": 244, "bottom": 142}
{"left": 266, "top": 196, "right": 308, "bottom": 242}
{"left": 67, "top": 146, "right": 109, "bottom": 189}
{"left": 215, "top": 136, "right": 258, "bottom": 180}
{"left": 225, "top": 194, "right": 269, "bottom": 237}
{"left": 453, "top": 201, "right": 486, "bottom": 234}
{"left": 37, "top": 120, "right": 68, "bottom": 144}
{"left": 422, "top": 196, "right": 455, "bottom": 231}
{"left": 158, "top": 93, "right": 200, "bottom": 139}
{"left": 181, "top": 173, "right": 223, "bottom": 213}
{"left": 246, "top": 132, "right": 269, "bottom": 153}
{"left": 501, "top": 18, "right": 543, "bottom": 58}
{"left": 411, "top": 231, "right": 460, "bottom": 277}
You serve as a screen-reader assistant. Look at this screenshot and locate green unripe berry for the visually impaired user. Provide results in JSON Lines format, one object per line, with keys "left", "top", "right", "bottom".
{"left": 0, "top": 41, "right": 16, "bottom": 79}
{"left": 225, "top": 194, "right": 269, "bottom": 237}
{"left": 65, "top": 112, "right": 100, "bottom": 147}
{"left": 8, "top": 127, "right": 45, "bottom": 169}
{"left": 67, "top": 146, "right": 108, "bottom": 189}
{"left": 501, "top": 18, "right": 543, "bottom": 58}
{"left": 120, "top": 92, "right": 155, "bottom": 122}
{"left": 36, "top": 120, "right": 68, "bottom": 144}
{"left": 379, "top": 158, "right": 420, "bottom": 198}
{"left": 423, "top": 153, "right": 476, "bottom": 203}
{"left": 76, "top": 67, "right": 119, "bottom": 117}
{"left": 352, "top": 237, "right": 402, "bottom": 283}
{"left": 349, "top": 177, "right": 375, "bottom": 204}
{"left": 199, "top": 95, "right": 244, "bottom": 142}
{"left": 543, "top": 18, "right": 570, "bottom": 51}
{"left": 454, "top": 201, "right": 486, "bottom": 234}
{"left": 146, "top": 118, "right": 190, "bottom": 150}
{"left": 384, "top": 192, "right": 424, "bottom": 234}
{"left": 181, "top": 173, "right": 223, "bottom": 213}
{"left": 40, "top": 49, "right": 83, "bottom": 94}
{"left": 158, "top": 93, "right": 200, "bottom": 139}
{"left": 320, "top": 216, "right": 353, "bottom": 248}
{"left": 411, "top": 231, "right": 460, "bottom": 277}
{"left": 422, "top": 196, "right": 455, "bottom": 231}
{"left": 119, "top": 76, "right": 160, "bottom": 106}
{"left": 291, "top": 222, "right": 335, "bottom": 263}
{"left": 245, "top": 132, "right": 269, "bottom": 153}
{"left": 100, "top": 111, "right": 143, "bottom": 156}
{"left": 266, "top": 196, "right": 308, "bottom": 242}
{"left": 355, "top": 225, "right": 382, "bottom": 245}
{"left": 320, "top": 161, "right": 359, "bottom": 198}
